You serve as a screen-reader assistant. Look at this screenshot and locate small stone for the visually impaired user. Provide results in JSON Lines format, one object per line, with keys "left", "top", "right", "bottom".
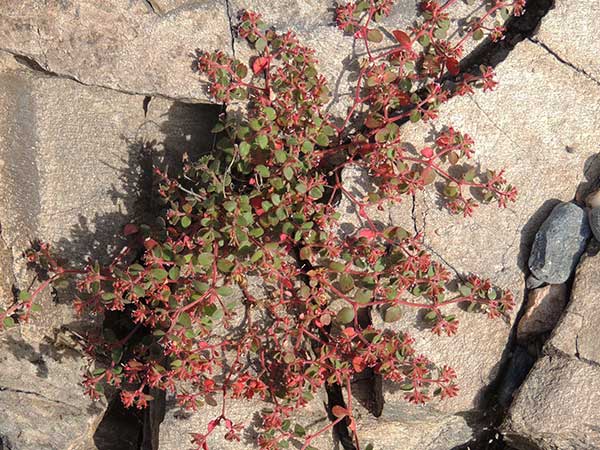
{"left": 528, "top": 202, "right": 590, "bottom": 285}
{"left": 525, "top": 274, "right": 544, "bottom": 289}
{"left": 585, "top": 189, "right": 600, "bottom": 208}
{"left": 588, "top": 207, "right": 600, "bottom": 241}
{"left": 517, "top": 284, "right": 568, "bottom": 343}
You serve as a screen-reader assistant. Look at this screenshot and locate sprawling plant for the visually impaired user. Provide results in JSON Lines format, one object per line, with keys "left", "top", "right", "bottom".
{"left": 2, "top": 1, "right": 522, "bottom": 449}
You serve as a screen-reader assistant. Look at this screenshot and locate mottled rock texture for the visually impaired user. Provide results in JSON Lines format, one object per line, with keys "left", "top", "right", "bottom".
{"left": 0, "top": 55, "right": 219, "bottom": 450}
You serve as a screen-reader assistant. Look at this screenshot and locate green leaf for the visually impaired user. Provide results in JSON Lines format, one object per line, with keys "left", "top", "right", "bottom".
{"left": 133, "top": 285, "right": 146, "bottom": 297}
{"left": 217, "top": 286, "right": 234, "bottom": 297}
{"left": 178, "top": 312, "right": 192, "bottom": 328}
{"left": 223, "top": 201, "right": 237, "bottom": 212}
{"left": 264, "top": 107, "right": 276, "bottom": 121}
{"left": 168, "top": 266, "right": 180, "bottom": 280}
{"left": 239, "top": 141, "right": 251, "bottom": 157}
{"left": 30, "top": 303, "right": 42, "bottom": 313}
{"left": 256, "top": 135, "right": 269, "bottom": 149}
{"left": 384, "top": 306, "right": 403, "bottom": 323}
{"left": 217, "top": 259, "right": 234, "bottom": 273}
{"left": 294, "top": 424, "right": 306, "bottom": 438}
{"left": 275, "top": 150, "right": 287, "bottom": 163}
{"left": 151, "top": 269, "right": 168, "bottom": 281}
{"left": 424, "top": 310, "right": 438, "bottom": 321}
{"left": 255, "top": 37, "right": 267, "bottom": 52}
{"left": 339, "top": 274, "right": 355, "bottom": 293}
{"left": 308, "top": 187, "right": 323, "bottom": 199}
{"left": 283, "top": 166, "right": 294, "bottom": 180}
{"left": 197, "top": 253, "right": 214, "bottom": 267}
{"left": 336, "top": 307, "right": 355, "bottom": 324}
{"left": 355, "top": 289, "right": 371, "bottom": 304}
{"left": 316, "top": 134, "right": 329, "bottom": 147}
{"left": 181, "top": 216, "right": 191, "bottom": 228}
{"left": 3, "top": 317, "right": 15, "bottom": 328}
{"left": 250, "top": 250, "right": 264, "bottom": 262}
{"left": 301, "top": 141, "right": 314, "bottom": 153}
{"left": 367, "top": 28, "right": 384, "bottom": 43}
{"left": 459, "top": 285, "right": 472, "bottom": 297}
{"left": 473, "top": 28, "right": 484, "bottom": 40}
{"left": 329, "top": 261, "right": 346, "bottom": 272}
{"left": 295, "top": 183, "right": 307, "bottom": 194}
{"left": 256, "top": 164, "right": 270, "bottom": 177}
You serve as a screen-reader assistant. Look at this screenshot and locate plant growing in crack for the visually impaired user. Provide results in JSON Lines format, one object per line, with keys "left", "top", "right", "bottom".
{"left": 1, "top": 1, "right": 522, "bottom": 449}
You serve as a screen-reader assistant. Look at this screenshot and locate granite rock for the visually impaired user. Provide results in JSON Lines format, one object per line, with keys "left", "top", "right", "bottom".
{"left": 0, "top": 57, "right": 218, "bottom": 449}
{"left": 502, "top": 355, "right": 600, "bottom": 450}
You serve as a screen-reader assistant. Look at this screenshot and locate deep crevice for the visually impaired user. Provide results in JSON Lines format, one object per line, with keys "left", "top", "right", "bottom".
{"left": 460, "top": 0, "right": 555, "bottom": 72}
{"left": 224, "top": 0, "right": 237, "bottom": 58}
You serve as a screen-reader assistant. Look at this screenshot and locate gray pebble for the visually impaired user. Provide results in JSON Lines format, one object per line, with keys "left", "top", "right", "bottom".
{"left": 528, "top": 202, "right": 590, "bottom": 285}
{"left": 589, "top": 207, "right": 600, "bottom": 241}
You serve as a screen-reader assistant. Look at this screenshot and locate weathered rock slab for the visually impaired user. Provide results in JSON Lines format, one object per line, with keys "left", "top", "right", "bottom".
{"left": 546, "top": 241, "right": 600, "bottom": 365}
{"left": 0, "top": 0, "right": 231, "bottom": 101}
{"left": 535, "top": 0, "right": 600, "bottom": 82}
{"left": 353, "top": 403, "right": 474, "bottom": 450}
{"left": 0, "top": 58, "right": 218, "bottom": 449}
{"left": 502, "top": 355, "right": 600, "bottom": 450}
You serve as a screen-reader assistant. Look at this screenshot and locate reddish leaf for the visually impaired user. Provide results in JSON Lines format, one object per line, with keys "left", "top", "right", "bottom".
{"left": 252, "top": 56, "right": 270, "bottom": 75}
{"left": 420, "top": 147, "right": 434, "bottom": 158}
{"left": 352, "top": 355, "right": 366, "bottom": 372}
{"left": 123, "top": 223, "right": 139, "bottom": 236}
{"left": 342, "top": 327, "right": 356, "bottom": 338}
{"left": 447, "top": 57, "right": 460, "bottom": 76}
{"left": 392, "top": 30, "right": 412, "bottom": 48}
{"left": 250, "top": 196, "right": 265, "bottom": 216}
{"left": 332, "top": 405, "right": 348, "bottom": 418}
{"left": 358, "top": 228, "right": 377, "bottom": 240}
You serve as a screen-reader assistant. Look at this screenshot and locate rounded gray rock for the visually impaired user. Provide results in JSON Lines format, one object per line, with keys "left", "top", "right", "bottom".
{"left": 589, "top": 207, "right": 600, "bottom": 241}
{"left": 528, "top": 202, "right": 590, "bottom": 285}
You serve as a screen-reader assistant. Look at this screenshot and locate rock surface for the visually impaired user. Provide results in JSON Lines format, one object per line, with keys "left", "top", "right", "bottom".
{"left": 354, "top": 403, "right": 473, "bottom": 450}
{"left": 527, "top": 202, "right": 590, "bottom": 287}
{"left": 546, "top": 241, "right": 600, "bottom": 364}
{"left": 502, "top": 241, "right": 600, "bottom": 449}
{"left": 0, "top": 0, "right": 231, "bottom": 101}
{"left": 502, "top": 356, "right": 600, "bottom": 450}
{"left": 158, "top": 392, "right": 335, "bottom": 450}
{"left": 535, "top": 0, "right": 600, "bottom": 82}
{"left": 0, "top": 55, "right": 218, "bottom": 449}
{"left": 516, "top": 284, "right": 568, "bottom": 343}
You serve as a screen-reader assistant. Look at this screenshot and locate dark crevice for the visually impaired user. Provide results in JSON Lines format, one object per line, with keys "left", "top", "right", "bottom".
{"left": 224, "top": 0, "right": 237, "bottom": 58}
{"left": 460, "top": 0, "right": 555, "bottom": 72}
{"left": 143, "top": 96, "right": 152, "bottom": 117}
{"left": 3, "top": 50, "right": 196, "bottom": 101}
{"left": 11, "top": 54, "right": 79, "bottom": 82}
{"left": 142, "top": 0, "right": 162, "bottom": 15}
{"left": 326, "top": 383, "right": 357, "bottom": 450}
